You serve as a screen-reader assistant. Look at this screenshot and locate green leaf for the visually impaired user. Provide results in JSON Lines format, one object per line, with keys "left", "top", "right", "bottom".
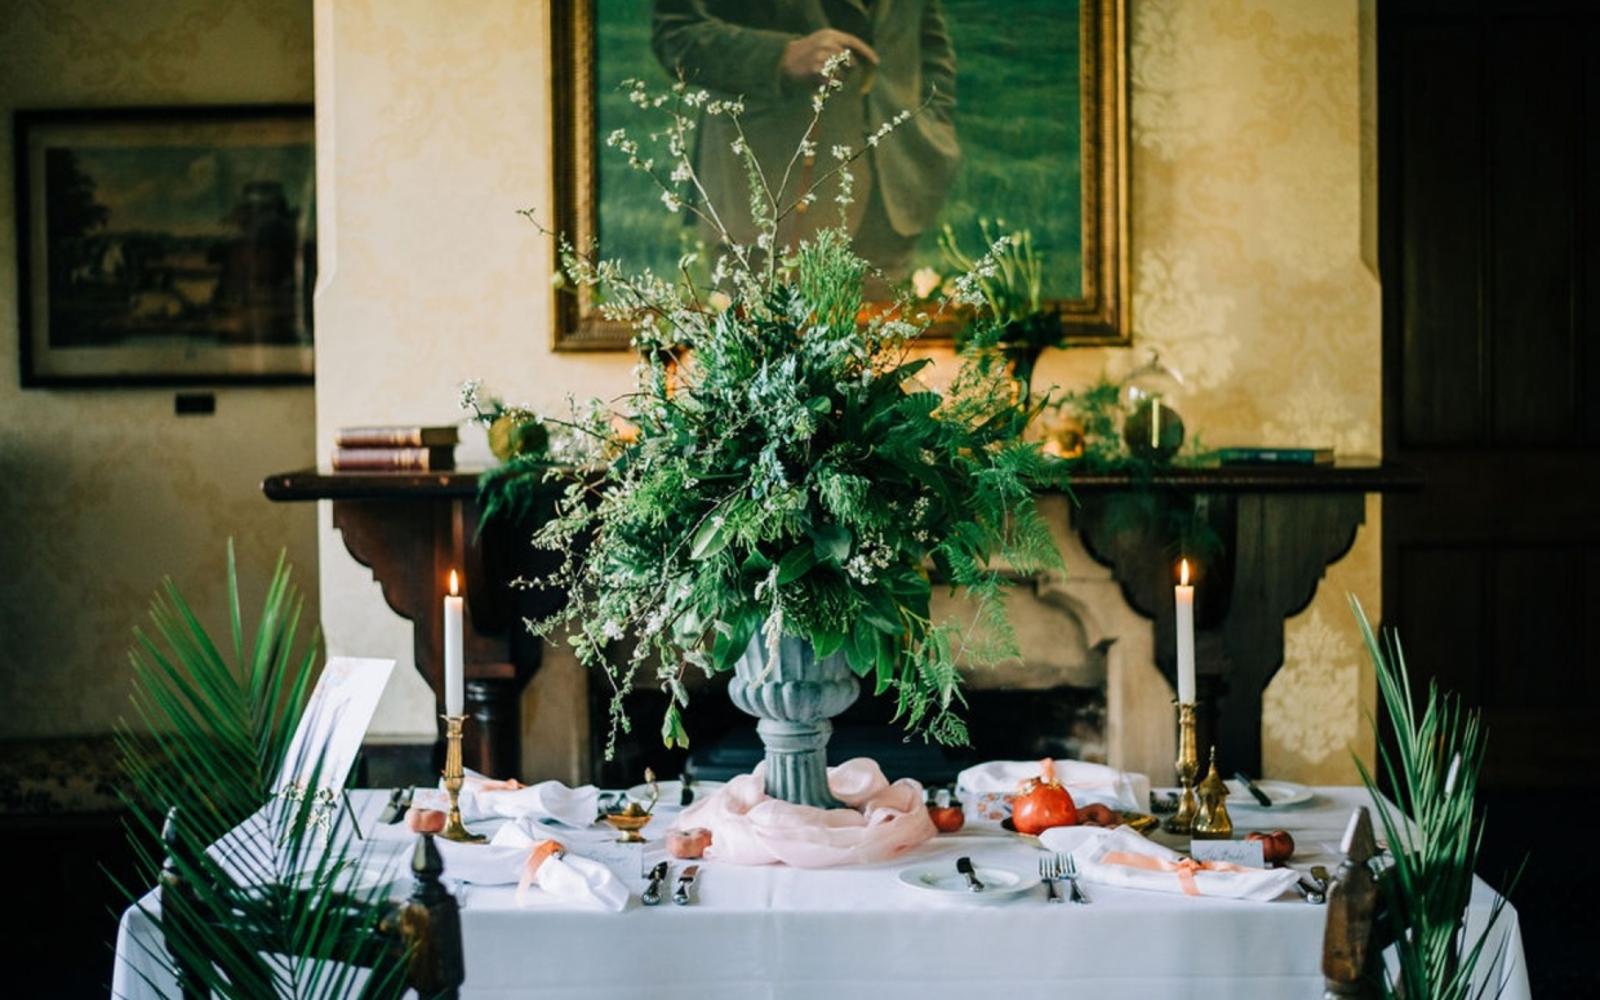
{"left": 844, "top": 626, "right": 877, "bottom": 677}
{"left": 812, "top": 628, "right": 847, "bottom": 659}
{"left": 689, "top": 512, "right": 731, "bottom": 561}
{"left": 711, "top": 609, "right": 760, "bottom": 671}
{"left": 776, "top": 544, "right": 818, "bottom": 584}
{"left": 810, "top": 523, "right": 852, "bottom": 564}
{"left": 661, "top": 704, "right": 689, "bottom": 749}
{"left": 805, "top": 394, "right": 833, "bottom": 414}
{"left": 873, "top": 636, "right": 897, "bottom": 696}
{"left": 860, "top": 587, "right": 903, "bottom": 633}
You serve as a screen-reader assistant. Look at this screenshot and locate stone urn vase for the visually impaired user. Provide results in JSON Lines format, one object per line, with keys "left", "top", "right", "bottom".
{"left": 728, "top": 631, "right": 861, "bottom": 808}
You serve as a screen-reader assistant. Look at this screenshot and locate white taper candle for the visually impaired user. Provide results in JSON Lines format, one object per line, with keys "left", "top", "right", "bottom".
{"left": 1176, "top": 558, "right": 1196, "bottom": 703}
{"left": 444, "top": 569, "right": 464, "bottom": 716}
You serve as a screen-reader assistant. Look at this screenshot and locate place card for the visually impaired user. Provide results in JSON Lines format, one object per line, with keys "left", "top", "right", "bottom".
{"left": 570, "top": 838, "right": 650, "bottom": 881}
{"left": 1190, "top": 838, "right": 1265, "bottom": 869}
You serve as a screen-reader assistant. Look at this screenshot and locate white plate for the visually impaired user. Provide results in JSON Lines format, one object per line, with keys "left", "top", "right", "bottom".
{"left": 896, "top": 862, "right": 1034, "bottom": 903}
{"left": 1224, "top": 779, "right": 1314, "bottom": 809}
{"left": 627, "top": 779, "right": 726, "bottom": 807}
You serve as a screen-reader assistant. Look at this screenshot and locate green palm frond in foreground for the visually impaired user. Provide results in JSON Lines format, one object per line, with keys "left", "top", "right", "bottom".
{"left": 1349, "top": 596, "right": 1516, "bottom": 1000}
{"left": 114, "top": 542, "right": 410, "bottom": 999}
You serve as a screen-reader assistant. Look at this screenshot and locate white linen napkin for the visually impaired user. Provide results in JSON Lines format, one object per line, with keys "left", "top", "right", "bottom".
{"left": 412, "top": 769, "right": 599, "bottom": 827}
{"left": 433, "top": 821, "right": 628, "bottom": 911}
{"left": 956, "top": 760, "right": 1150, "bottom": 814}
{"left": 1039, "top": 825, "right": 1301, "bottom": 902}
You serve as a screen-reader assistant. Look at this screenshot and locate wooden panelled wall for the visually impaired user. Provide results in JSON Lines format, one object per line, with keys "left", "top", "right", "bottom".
{"left": 1381, "top": 0, "right": 1600, "bottom": 789}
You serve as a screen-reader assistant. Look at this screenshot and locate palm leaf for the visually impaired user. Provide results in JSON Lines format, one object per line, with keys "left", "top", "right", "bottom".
{"left": 115, "top": 541, "right": 412, "bottom": 999}
{"left": 1348, "top": 596, "right": 1517, "bottom": 1000}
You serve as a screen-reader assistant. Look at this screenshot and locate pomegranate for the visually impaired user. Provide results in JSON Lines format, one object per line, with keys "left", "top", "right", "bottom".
{"left": 1010, "top": 758, "right": 1079, "bottom": 835}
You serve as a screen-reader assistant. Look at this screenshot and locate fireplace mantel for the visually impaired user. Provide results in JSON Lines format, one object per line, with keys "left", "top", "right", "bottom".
{"left": 263, "top": 461, "right": 1416, "bottom": 781}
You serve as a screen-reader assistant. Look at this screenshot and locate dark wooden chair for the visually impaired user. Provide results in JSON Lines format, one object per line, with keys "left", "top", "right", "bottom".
{"left": 160, "top": 808, "right": 466, "bottom": 998}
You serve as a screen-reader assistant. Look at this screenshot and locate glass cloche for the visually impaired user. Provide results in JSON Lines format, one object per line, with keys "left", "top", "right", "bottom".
{"left": 1120, "top": 349, "right": 1187, "bottom": 462}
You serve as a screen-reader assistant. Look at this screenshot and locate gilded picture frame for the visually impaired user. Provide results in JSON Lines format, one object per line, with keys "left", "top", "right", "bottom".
{"left": 550, "top": 0, "right": 1128, "bottom": 351}
{"left": 14, "top": 105, "right": 315, "bottom": 387}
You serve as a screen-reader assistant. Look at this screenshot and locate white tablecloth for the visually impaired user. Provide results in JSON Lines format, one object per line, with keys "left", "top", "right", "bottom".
{"left": 113, "top": 786, "right": 1529, "bottom": 1000}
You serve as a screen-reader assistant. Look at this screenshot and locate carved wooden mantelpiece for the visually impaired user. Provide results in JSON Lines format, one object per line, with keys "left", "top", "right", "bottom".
{"left": 263, "top": 462, "right": 1415, "bottom": 782}
{"left": 262, "top": 469, "right": 546, "bottom": 777}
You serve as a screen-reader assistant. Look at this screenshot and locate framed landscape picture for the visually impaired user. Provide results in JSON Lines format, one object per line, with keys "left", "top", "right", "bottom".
{"left": 14, "top": 105, "right": 315, "bottom": 386}
{"left": 550, "top": 0, "right": 1127, "bottom": 350}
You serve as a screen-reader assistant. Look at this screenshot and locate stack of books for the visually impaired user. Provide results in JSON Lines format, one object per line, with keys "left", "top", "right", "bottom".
{"left": 332, "top": 425, "right": 459, "bottom": 471}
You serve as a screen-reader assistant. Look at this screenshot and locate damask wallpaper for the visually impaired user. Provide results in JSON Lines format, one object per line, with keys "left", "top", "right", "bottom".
{"left": 0, "top": 0, "right": 319, "bottom": 739}
{"left": 315, "top": 0, "right": 1379, "bottom": 780}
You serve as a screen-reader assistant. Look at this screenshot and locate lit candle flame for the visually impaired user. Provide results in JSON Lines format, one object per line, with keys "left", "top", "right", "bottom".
{"left": 448, "top": 569, "right": 460, "bottom": 596}
{"left": 1179, "top": 558, "right": 1190, "bottom": 586}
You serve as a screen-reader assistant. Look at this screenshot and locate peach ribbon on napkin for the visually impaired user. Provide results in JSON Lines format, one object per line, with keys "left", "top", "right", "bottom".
{"left": 1100, "top": 850, "right": 1248, "bottom": 897}
{"left": 432, "top": 820, "right": 628, "bottom": 911}
{"left": 1039, "top": 825, "right": 1302, "bottom": 902}
{"left": 672, "top": 758, "right": 936, "bottom": 868}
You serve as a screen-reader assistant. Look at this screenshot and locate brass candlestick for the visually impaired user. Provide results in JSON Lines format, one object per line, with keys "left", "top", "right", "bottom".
{"left": 1166, "top": 701, "right": 1200, "bottom": 834}
{"left": 440, "top": 714, "right": 486, "bottom": 843}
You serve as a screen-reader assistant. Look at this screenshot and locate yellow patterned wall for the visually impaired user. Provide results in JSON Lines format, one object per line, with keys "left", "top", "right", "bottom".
{"left": 0, "top": 0, "right": 319, "bottom": 738}
{"left": 316, "top": 0, "right": 1380, "bottom": 780}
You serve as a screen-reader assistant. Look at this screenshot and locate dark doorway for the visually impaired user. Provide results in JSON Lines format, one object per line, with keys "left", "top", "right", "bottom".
{"left": 1379, "top": 1, "right": 1600, "bottom": 992}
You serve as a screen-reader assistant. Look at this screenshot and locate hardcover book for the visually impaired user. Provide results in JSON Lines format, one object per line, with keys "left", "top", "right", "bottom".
{"left": 335, "top": 425, "right": 460, "bottom": 448}
{"left": 1215, "top": 447, "right": 1335, "bottom": 466}
{"left": 331, "top": 446, "right": 456, "bottom": 471}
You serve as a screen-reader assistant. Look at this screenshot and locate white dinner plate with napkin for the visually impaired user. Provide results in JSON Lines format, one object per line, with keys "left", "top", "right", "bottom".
{"left": 957, "top": 760, "right": 1150, "bottom": 816}
{"left": 412, "top": 770, "right": 600, "bottom": 827}
{"left": 435, "top": 820, "right": 628, "bottom": 911}
{"left": 1039, "top": 825, "right": 1301, "bottom": 901}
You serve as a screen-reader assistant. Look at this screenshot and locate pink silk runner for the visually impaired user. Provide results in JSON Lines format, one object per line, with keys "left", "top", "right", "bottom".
{"left": 673, "top": 758, "right": 937, "bottom": 867}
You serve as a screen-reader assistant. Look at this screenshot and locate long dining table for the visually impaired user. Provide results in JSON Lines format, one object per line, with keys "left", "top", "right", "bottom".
{"left": 112, "top": 785, "right": 1528, "bottom": 1000}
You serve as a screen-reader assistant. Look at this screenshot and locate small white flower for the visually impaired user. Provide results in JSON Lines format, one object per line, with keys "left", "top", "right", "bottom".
{"left": 601, "top": 620, "right": 625, "bottom": 641}
{"left": 911, "top": 267, "right": 940, "bottom": 299}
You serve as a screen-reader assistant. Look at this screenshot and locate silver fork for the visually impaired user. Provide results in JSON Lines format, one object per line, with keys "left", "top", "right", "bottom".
{"left": 1038, "top": 856, "right": 1063, "bottom": 903}
{"left": 1061, "top": 853, "right": 1091, "bottom": 904}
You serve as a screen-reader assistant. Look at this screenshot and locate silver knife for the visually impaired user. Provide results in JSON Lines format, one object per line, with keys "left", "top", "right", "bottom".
{"left": 955, "top": 856, "right": 984, "bottom": 892}
{"left": 672, "top": 863, "right": 700, "bottom": 905}
{"left": 378, "top": 786, "right": 412, "bottom": 824}
{"left": 1234, "top": 772, "right": 1273, "bottom": 807}
{"left": 641, "top": 861, "right": 669, "bottom": 906}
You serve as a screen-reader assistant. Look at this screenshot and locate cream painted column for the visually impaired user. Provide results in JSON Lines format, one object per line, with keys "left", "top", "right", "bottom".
{"left": 312, "top": 0, "right": 634, "bottom": 742}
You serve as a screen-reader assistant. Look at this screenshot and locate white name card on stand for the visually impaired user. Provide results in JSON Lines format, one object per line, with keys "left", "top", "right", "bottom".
{"left": 275, "top": 656, "right": 396, "bottom": 795}
{"left": 1190, "top": 838, "right": 1266, "bottom": 869}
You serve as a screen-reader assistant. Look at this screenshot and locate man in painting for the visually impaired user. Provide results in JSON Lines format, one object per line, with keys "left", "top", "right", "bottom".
{"left": 652, "top": 0, "right": 959, "bottom": 292}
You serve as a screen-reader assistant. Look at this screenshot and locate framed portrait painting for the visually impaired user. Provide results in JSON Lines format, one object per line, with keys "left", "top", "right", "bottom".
{"left": 14, "top": 105, "right": 315, "bottom": 386}
{"left": 550, "top": 0, "right": 1128, "bottom": 350}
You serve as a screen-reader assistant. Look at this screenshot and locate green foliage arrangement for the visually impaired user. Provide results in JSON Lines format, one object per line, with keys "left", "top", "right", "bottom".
{"left": 1349, "top": 597, "right": 1516, "bottom": 1000}
{"left": 939, "top": 219, "right": 1062, "bottom": 405}
{"left": 520, "top": 58, "right": 1068, "bottom": 757}
{"left": 115, "top": 543, "right": 408, "bottom": 1000}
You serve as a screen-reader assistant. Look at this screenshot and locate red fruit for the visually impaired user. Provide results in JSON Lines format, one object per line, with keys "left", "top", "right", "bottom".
{"left": 1246, "top": 829, "right": 1296, "bottom": 864}
{"left": 1011, "top": 758, "right": 1079, "bottom": 835}
{"left": 1076, "top": 803, "right": 1120, "bottom": 827}
{"left": 928, "top": 804, "right": 966, "bottom": 833}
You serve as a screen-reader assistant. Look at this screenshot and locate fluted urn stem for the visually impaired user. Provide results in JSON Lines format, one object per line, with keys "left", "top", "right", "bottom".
{"left": 728, "top": 632, "right": 860, "bottom": 808}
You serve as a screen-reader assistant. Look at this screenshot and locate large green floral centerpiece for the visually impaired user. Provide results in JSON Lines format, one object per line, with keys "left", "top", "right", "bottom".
{"left": 523, "top": 58, "right": 1066, "bottom": 806}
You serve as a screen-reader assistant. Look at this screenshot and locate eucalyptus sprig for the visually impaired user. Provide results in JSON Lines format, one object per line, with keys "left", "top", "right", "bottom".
{"left": 513, "top": 59, "right": 1067, "bottom": 756}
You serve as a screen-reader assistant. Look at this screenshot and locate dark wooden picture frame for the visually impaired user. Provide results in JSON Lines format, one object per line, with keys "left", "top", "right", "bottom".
{"left": 549, "top": 0, "right": 1129, "bottom": 351}
{"left": 14, "top": 104, "right": 315, "bottom": 387}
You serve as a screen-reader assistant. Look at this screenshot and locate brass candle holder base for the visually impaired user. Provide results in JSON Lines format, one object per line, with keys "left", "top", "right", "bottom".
{"left": 1165, "top": 701, "right": 1200, "bottom": 834}
{"left": 440, "top": 714, "right": 486, "bottom": 844}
